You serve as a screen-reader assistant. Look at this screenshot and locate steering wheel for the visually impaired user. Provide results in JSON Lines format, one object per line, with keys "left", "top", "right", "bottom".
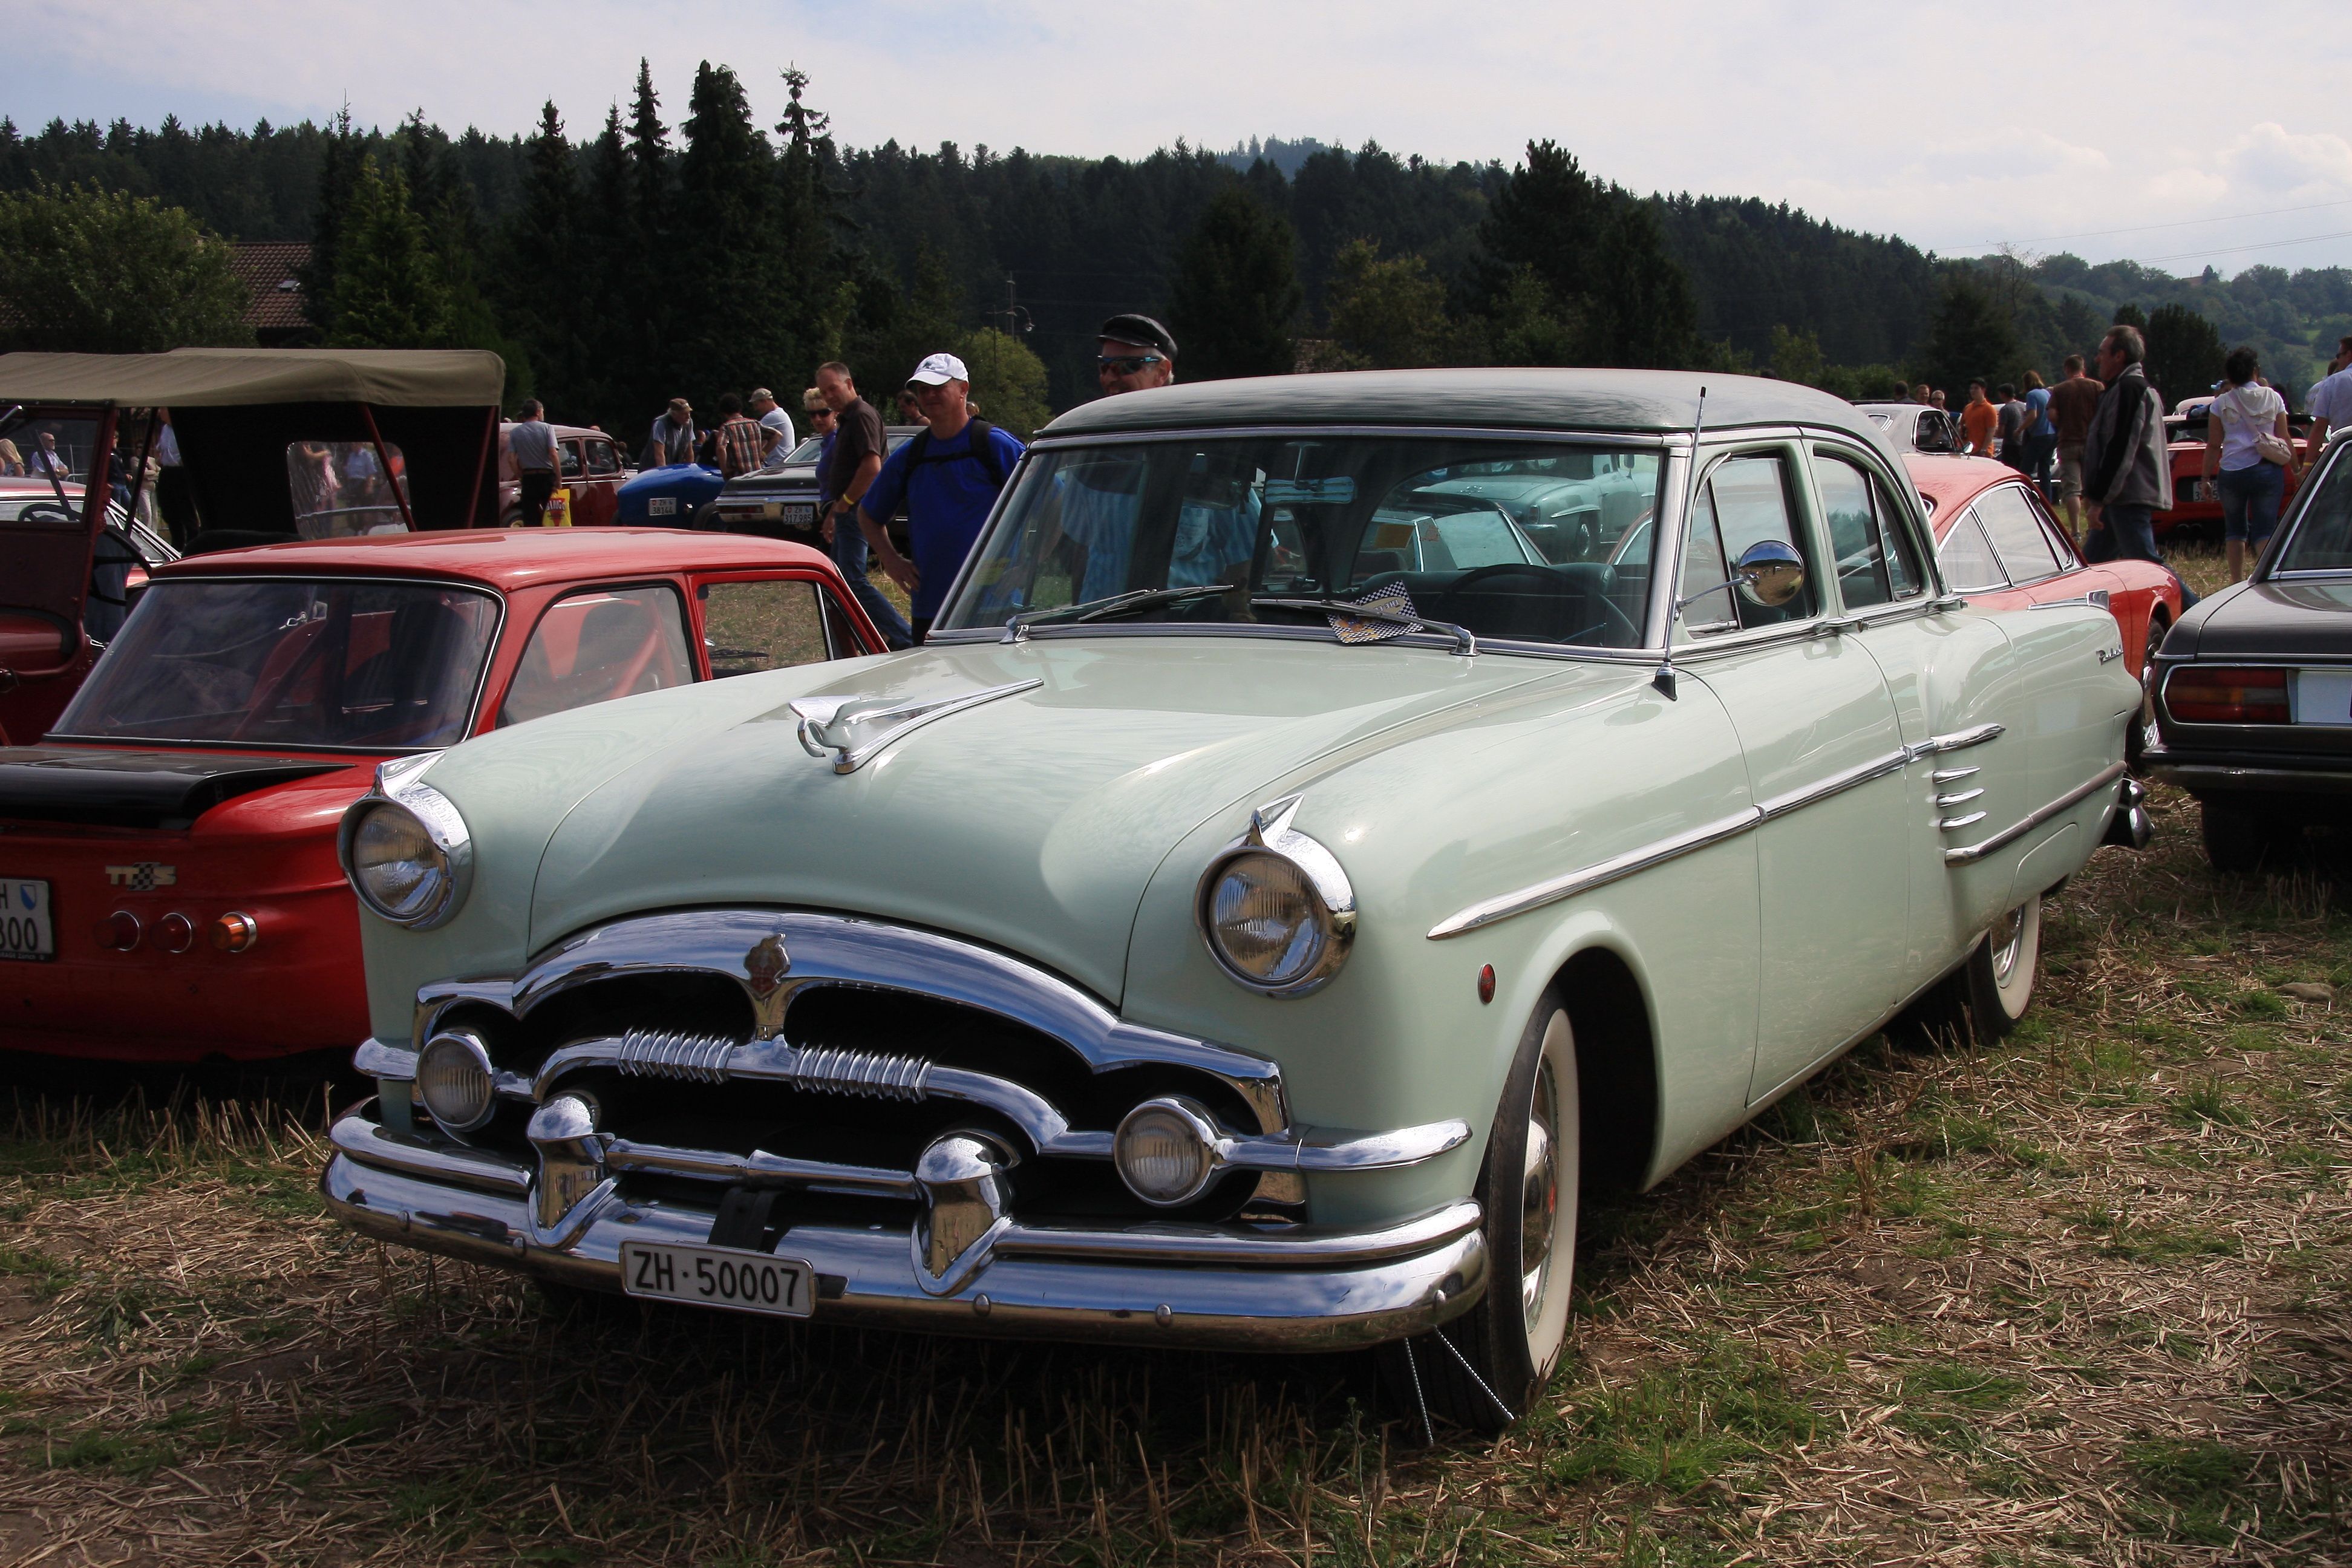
{"left": 16, "top": 502, "right": 75, "bottom": 527}
{"left": 1451, "top": 561, "right": 1641, "bottom": 645}
{"left": 600, "top": 615, "right": 668, "bottom": 700}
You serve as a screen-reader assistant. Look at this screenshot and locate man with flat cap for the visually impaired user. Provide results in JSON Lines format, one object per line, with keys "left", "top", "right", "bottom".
{"left": 1096, "top": 313, "right": 1177, "bottom": 394}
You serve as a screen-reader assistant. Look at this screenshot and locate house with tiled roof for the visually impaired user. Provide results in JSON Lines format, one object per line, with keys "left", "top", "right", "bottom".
{"left": 230, "top": 241, "right": 314, "bottom": 345}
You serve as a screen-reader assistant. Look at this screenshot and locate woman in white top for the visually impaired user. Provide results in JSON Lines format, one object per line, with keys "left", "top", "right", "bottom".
{"left": 2203, "top": 345, "right": 2290, "bottom": 581}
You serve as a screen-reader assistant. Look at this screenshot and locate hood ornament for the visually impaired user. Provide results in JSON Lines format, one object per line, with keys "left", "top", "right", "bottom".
{"left": 789, "top": 678, "right": 1043, "bottom": 774}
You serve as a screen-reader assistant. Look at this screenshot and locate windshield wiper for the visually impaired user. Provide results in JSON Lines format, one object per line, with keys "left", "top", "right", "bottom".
{"left": 1000, "top": 583, "right": 1235, "bottom": 643}
{"left": 1251, "top": 596, "right": 1478, "bottom": 656}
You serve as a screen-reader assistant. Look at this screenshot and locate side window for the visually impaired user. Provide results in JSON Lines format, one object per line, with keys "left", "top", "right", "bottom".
{"left": 1975, "top": 485, "right": 2062, "bottom": 584}
{"left": 698, "top": 578, "right": 843, "bottom": 676}
{"left": 498, "top": 583, "right": 693, "bottom": 727}
{"left": 1937, "top": 511, "right": 2007, "bottom": 592}
{"left": 559, "top": 440, "right": 585, "bottom": 479}
{"left": 1681, "top": 453, "right": 1815, "bottom": 633}
{"left": 2027, "top": 491, "right": 2080, "bottom": 569}
{"left": 1809, "top": 452, "right": 1928, "bottom": 610}
{"left": 585, "top": 440, "right": 622, "bottom": 477}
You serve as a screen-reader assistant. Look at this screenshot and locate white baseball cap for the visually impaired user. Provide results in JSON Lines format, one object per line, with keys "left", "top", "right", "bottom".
{"left": 907, "top": 352, "right": 969, "bottom": 387}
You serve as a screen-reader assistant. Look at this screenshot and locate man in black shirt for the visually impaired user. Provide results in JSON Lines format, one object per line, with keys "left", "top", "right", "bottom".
{"left": 815, "top": 362, "right": 912, "bottom": 648}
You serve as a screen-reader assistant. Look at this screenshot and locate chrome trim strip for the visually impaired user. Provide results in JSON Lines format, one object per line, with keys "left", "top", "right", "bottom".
{"left": 603, "top": 1137, "right": 924, "bottom": 1199}
{"left": 1935, "top": 788, "right": 1984, "bottom": 808}
{"left": 994, "top": 1198, "right": 1483, "bottom": 1266}
{"left": 1942, "top": 762, "right": 2127, "bottom": 866}
{"left": 1937, "top": 811, "right": 1988, "bottom": 831}
{"left": 1930, "top": 765, "right": 1981, "bottom": 785}
{"left": 354, "top": 1036, "right": 416, "bottom": 1080}
{"left": 2144, "top": 761, "right": 2352, "bottom": 792}
{"left": 332, "top": 1111, "right": 531, "bottom": 1197}
{"left": 1428, "top": 806, "right": 1760, "bottom": 940}
{"left": 1025, "top": 424, "right": 1676, "bottom": 451}
{"left": 1756, "top": 749, "right": 1907, "bottom": 822}
{"left": 1907, "top": 722, "right": 2004, "bottom": 760}
{"left": 788, "top": 678, "right": 1042, "bottom": 774}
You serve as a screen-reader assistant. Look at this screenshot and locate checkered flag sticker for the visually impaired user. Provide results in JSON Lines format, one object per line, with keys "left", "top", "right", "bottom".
{"left": 1326, "top": 582, "right": 1423, "bottom": 644}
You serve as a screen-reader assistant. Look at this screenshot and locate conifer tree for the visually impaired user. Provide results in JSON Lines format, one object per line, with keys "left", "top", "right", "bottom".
{"left": 324, "top": 156, "right": 452, "bottom": 347}
{"left": 296, "top": 105, "right": 365, "bottom": 335}
{"left": 1168, "top": 187, "right": 1300, "bottom": 380}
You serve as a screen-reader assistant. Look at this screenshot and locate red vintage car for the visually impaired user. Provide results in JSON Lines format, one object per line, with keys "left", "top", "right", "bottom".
{"left": 1906, "top": 454, "right": 2183, "bottom": 758}
{"left": 495, "top": 423, "right": 633, "bottom": 528}
{"left": 0, "top": 528, "right": 884, "bottom": 1066}
{"left": 2154, "top": 397, "right": 2314, "bottom": 539}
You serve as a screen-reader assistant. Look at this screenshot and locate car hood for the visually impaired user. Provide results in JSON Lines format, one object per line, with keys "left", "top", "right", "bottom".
{"left": 2175, "top": 578, "right": 2352, "bottom": 658}
{"left": 488, "top": 637, "right": 1560, "bottom": 1004}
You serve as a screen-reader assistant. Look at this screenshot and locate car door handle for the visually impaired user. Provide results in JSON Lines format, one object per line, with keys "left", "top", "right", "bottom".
{"left": 1812, "top": 616, "right": 1861, "bottom": 638}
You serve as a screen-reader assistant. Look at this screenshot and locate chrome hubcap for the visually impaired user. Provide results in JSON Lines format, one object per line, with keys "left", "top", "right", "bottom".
{"left": 1519, "top": 1058, "right": 1560, "bottom": 1333}
{"left": 1991, "top": 906, "right": 2026, "bottom": 985}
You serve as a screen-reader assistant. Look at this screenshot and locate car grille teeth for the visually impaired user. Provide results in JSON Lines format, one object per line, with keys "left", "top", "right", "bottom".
{"left": 784, "top": 1043, "right": 933, "bottom": 1101}
{"left": 616, "top": 1028, "right": 737, "bottom": 1082}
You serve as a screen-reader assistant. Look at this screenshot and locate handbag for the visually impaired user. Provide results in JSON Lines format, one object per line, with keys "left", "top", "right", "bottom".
{"left": 2228, "top": 388, "right": 2294, "bottom": 465}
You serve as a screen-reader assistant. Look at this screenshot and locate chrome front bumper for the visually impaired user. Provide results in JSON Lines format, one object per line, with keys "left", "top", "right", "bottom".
{"left": 323, "top": 1103, "right": 1489, "bottom": 1350}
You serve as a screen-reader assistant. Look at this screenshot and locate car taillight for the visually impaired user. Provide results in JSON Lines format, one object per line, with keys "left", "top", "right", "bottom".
{"left": 2165, "top": 666, "right": 2290, "bottom": 724}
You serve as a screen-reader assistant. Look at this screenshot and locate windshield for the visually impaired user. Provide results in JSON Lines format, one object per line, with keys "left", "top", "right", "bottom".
{"left": 937, "top": 437, "right": 1664, "bottom": 649}
{"left": 54, "top": 579, "right": 498, "bottom": 751}
{"left": 2272, "top": 449, "right": 2352, "bottom": 573}
{"left": 783, "top": 437, "right": 825, "bottom": 465}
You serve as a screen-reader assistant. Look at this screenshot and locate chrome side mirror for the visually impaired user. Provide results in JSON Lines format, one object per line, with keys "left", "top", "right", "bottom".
{"left": 1732, "top": 539, "right": 1806, "bottom": 608}
{"left": 1674, "top": 538, "right": 1808, "bottom": 617}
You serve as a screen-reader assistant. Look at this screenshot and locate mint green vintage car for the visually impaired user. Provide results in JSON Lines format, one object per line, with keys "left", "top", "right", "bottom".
{"left": 323, "top": 371, "right": 2148, "bottom": 1431}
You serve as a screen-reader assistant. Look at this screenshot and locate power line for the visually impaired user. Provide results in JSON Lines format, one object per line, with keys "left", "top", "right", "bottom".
{"left": 1969, "top": 195, "right": 2352, "bottom": 249}
{"left": 2129, "top": 227, "right": 2352, "bottom": 266}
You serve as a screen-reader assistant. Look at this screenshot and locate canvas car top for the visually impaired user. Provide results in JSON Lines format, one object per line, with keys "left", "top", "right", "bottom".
{"left": 0, "top": 348, "right": 506, "bottom": 408}
{"left": 152, "top": 526, "right": 838, "bottom": 593}
{"left": 1038, "top": 368, "right": 1882, "bottom": 443}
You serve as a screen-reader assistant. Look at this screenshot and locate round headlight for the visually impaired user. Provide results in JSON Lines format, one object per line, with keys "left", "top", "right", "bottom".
{"left": 1205, "top": 851, "right": 1328, "bottom": 989}
{"left": 1114, "top": 1097, "right": 1221, "bottom": 1207}
{"left": 347, "top": 801, "right": 450, "bottom": 923}
{"left": 416, "top": 1029, "right": 497, "bottom": 1133}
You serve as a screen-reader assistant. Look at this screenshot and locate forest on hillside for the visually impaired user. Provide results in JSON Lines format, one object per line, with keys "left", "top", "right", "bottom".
{"left": 4, "top": 67, "right": 2348, "bottom": 433}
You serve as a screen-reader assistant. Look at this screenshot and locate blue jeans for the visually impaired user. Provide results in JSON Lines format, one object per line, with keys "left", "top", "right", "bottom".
{"left": 2216, "top": 462, "right": 2284, "bottom": 545}
{"left": 2103, "top": 504, "right": 2200, "bottom": 611}
{"left": 831, "top": 509, "right": 913, "bottom": 649}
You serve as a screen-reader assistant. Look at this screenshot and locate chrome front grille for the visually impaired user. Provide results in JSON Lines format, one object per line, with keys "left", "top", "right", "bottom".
{"left": 615, "top": 1027, "right": 735, "bottom": 1082}
{"left": 783, "top": 1042, "right": 934, "bottom": 1101}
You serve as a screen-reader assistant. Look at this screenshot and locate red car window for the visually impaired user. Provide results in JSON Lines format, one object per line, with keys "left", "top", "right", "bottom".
{"left": 1976, "top": 485, "right": 2063, "bottom": 586}
{"left": 698, "top": 577, "right": 858, "bottom": 676}
{"left": 499, "top": 583, "right": 693, "bottom": 728}
{"left": 1938, "top": 510, "right": 2007, "bottom": 592}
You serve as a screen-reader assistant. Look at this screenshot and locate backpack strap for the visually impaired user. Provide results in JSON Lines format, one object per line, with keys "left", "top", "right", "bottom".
{"left": 904, "top": 419, "right": 1009, "bottom": 488}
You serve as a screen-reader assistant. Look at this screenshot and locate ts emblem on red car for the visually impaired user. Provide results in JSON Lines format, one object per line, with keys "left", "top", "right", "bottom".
{"left": 105, "top": 864, "right": 177, "bottom": 890}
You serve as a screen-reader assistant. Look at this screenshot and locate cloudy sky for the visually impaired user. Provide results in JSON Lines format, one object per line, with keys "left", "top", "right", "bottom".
{"left": 17, "top": 0, "right": 2352, "bottom": 273}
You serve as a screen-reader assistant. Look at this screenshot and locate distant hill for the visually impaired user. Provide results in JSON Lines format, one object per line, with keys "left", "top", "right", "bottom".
{"left": 1215, "top": 137, "right": 1341, "bottom": 180}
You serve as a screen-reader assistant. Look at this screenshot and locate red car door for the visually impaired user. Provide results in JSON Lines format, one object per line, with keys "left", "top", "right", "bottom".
{"left": 690, "top": 570, "right": 884, "bottom": 676}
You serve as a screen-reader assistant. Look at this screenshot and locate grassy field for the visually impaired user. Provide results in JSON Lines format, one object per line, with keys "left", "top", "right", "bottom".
{"left": 0, "top": 547, "right": 2344, "bottom": 1566}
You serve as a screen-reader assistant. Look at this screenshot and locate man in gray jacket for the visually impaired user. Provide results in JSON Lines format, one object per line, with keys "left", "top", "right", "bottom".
{"left": 2084, "top": 324, "right": 2196, "bottom": 607}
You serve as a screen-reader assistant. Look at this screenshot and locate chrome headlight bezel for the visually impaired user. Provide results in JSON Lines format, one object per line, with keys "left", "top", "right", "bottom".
{"left": 414, "top": 1027, "right": 498, "bottom": 1134}
{"left": 336, "top": 752, "right": 472, "bottom": 930}
{"left": 1113, "top": 1094, "right": 1227, "bottom": 1207}
{"left": 1195, "top": 793, "right": 1356, "bottom": 998}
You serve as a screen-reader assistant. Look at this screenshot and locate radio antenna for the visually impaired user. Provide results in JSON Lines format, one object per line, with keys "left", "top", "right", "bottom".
{"left": 1652, "top": 385, "right": 1708, "bottom": 699}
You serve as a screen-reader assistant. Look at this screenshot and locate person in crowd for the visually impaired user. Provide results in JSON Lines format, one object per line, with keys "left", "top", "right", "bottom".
{"left": 711, "top": 393, "right": 768, "bottom": 479}
{"left": 1910, "top": 382, "right": 1931, "bottom": 405}
{"left": 2050, "top": 353, "right": 2105, "bottom": 543}
{"left": 1994, "top": 382, "right": 2028, "bottom": 468}
{"left": 894, "top": 387, "right": 924, "bottom": 425}
{"left": 0, "top": 439, "right": 22, "bottom": 477}
{"left": 508, "top": 399, "right": 561, "bottom": 527}
{"left": 857, "top": 353, "right": 1025, "bottom": 644}
{"left": 2019, "top": 370, "right": 2056, "bottom": 499}
{"left": 815, "top": 362, "right": 913, "bottom": 649}
{"left": 643, "top": 398, "right": 696, "bottom": 468}
{"left": 342, "top": 440, "right": 382, "bottom": 511}
{"left": 748, "top": 387, "right": 795, "bottom": 465}
{"left": 1095, "top": 313, "right": 1178, "bottom": 394}
{"left": 2083, "top": 324, "right": 2197, "bottom": 608}
{"left": 289, "top": 440, "right": 339, "bottom": 532}
{"left": 2306, "top": 338, "right": 2352, "bottom": 469}
{"left": 1887, "top": 380, "right": 1911, "bottom": 402}
{"left": 28, "top": 431, "right": 71, "bottom": 480}
{"left": 1961, "top": 380, "right": 1998, "bottom": 457}
{"left": 1931, "top": 388, "right": 1950, "bottom": 411}
{"left": 2205, "top": 345, "right": 2290, "bottom": 582}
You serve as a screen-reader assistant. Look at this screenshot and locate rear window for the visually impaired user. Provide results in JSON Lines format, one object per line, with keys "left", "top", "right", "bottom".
{"left": 288, "top": 442, "right": 409, "bottom": 538}
{"left": 54, "top": 578, "right": 498, "bottom": 750}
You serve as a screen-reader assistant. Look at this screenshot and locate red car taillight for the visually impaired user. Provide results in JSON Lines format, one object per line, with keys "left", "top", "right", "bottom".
{"left": 2165, "top": 666, "right": 2290, "bottom": 724}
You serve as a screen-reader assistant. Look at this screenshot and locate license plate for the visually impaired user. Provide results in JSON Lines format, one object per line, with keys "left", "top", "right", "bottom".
{"left": 0, "top": 878, "right": 53, "bottom": 962}
{"left": 647, "top": 497, "right": 677, "bottom": 517}
{"left": 778, "top": 503, "right": 815, "bottom": 524}
{"left": 618, "top": 1241, "right": 814, "bottom": 1318}
{"left": 2296, "top": 669, "right": 2352, "bottom": 725}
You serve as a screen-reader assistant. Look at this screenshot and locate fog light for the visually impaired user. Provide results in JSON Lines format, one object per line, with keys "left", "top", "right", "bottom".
{"left": 210, "top": 911, "right": 260, "bottom": 953}
{"left": 416, "top": 1029, "right": 498, "bottom": 1133}
{"left": 94, "top": 910, "right": 140, "bottom": 951}
{"left": 1113, "top": 1096, "right": 1223, "bottom": 1207}
{"left": 155, "top": 912, "right": 195, "bottom": 953}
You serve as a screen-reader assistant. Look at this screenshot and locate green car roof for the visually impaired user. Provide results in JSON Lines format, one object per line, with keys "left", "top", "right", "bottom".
{"left": 1037, "top": 368, "right": 1878, "bottom": 442}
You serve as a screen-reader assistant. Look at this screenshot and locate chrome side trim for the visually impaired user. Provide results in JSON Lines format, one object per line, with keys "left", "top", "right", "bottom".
{"left": 788, "top": 679, "right": 1042, "bottom": 774}
{"left": 1025, "top": 424, "right": 1676, "bottom": 451}
{"left": 1428, "top": 806, "right": 1760, "bottom": 940}
{"left": 1935, "top": 788, "right": 1984, "bottom": 807}
{"left": 331, "top": 1111, "right": 531, "bottom": 1197}
{"left": 995, "top": 1198, "right": 1483, "bottom": 1266}
{"left": 1937, "top": 811, "right": 1988, "bottom": 831}
{"left": 1756, "top": 749, "right": 1907, "bottom": 822}
{"left": 1930, "top": 765, "right": 1981, "bottom": 785}
{"left": 1942, "top": 762, "right": 2126, "bottom": 866}
{"left": 1907, "top": 722, "right": 2004, "bottom": 760}
{"left": 354, "top": 1036, "right": 416, "bottom": 1081}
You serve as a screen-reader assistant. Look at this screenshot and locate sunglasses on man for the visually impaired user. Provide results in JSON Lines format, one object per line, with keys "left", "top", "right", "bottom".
{"left": 1097, "top": 354, "right": 1166, "bottom": 374}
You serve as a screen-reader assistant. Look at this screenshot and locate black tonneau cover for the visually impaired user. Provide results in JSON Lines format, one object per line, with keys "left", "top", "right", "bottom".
{"left": 0, "top": 747, "right": 347, "bottom": 829}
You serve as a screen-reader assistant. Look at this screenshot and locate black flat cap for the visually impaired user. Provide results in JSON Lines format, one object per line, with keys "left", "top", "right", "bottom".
{"left": 1099, "top": 313, "right": 1177, "bottom": 359}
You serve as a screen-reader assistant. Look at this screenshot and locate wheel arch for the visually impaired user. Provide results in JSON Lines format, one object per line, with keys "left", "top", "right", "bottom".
{"left": 1546, "top": 942, "right": 1659, "bottom": 1196}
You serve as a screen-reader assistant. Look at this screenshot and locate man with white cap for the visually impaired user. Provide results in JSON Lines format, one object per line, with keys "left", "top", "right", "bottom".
{"left": 856, "top": 351, "right": 1026, "bottom": 642}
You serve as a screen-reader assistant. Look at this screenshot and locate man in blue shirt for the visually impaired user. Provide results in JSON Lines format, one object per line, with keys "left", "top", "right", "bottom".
{"left": 858, "top": 353, "right": 1026, "bottom": 642}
